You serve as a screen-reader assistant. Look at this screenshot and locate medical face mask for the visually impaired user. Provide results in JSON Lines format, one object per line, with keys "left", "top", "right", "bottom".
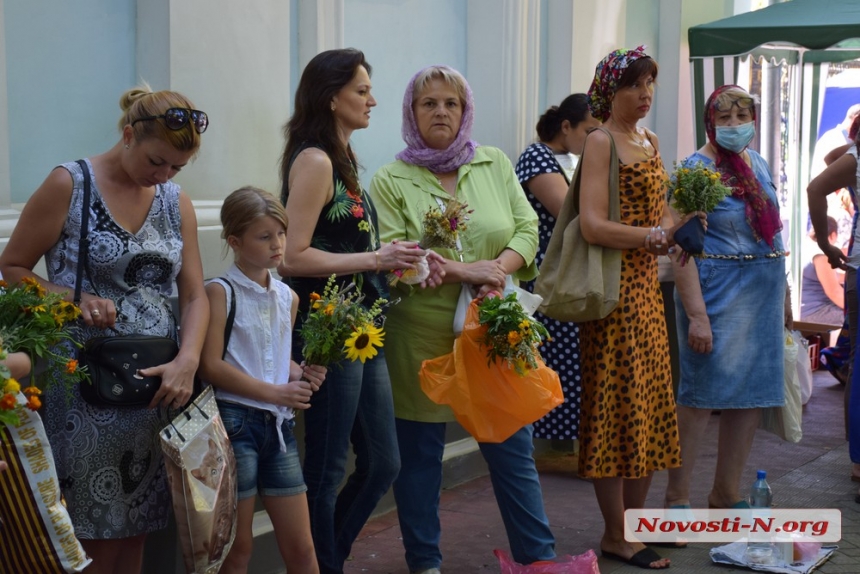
{"left": 714, "top": 123, "right": 755, "bottom": 153}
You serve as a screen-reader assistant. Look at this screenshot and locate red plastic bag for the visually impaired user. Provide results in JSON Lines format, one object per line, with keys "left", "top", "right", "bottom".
{"left": 495, "top": 548, "right": 601, "bottom": 574}
{"left": 419, "top": 300, "right": 563, "bottom": 443}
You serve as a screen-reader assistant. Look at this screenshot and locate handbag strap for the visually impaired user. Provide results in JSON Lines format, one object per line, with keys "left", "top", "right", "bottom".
{"left": 567, "top": 126, "right": 620, "bottom": 222}
{"left": 73, "top": 160, "right": 91, "bottom": 306}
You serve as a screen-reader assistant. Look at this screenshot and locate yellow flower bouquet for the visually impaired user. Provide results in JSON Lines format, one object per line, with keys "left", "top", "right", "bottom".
{"left": 0, "top": 277, "right": 86, "bottom": 425}
{"left": 665, "top": 160, "right": 732, "bottom": 255}
{"left": 477, "top": 293, "right": 550, "bottom": 376}
{"left": 300, "top": 275, "right": 388, "bottom": 367}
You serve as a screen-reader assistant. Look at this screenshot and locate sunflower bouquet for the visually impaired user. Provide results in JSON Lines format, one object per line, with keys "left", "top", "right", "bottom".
{"left": 0, "top": 277, "right": 86, "bottom": 425}
{"left": 300, "top": 275, "right": 388, "bottom": 367}
{"left": 477, "top": 293, "right": 550, "bottom": 376}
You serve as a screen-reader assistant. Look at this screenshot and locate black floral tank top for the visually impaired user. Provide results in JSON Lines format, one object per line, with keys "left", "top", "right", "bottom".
{"left": 284, "top": 143, "right": 389, "bottom": 322}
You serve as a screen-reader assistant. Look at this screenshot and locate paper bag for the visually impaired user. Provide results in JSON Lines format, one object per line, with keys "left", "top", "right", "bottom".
{"left": 160, "top": 386, "right": 237, "bottom": 574}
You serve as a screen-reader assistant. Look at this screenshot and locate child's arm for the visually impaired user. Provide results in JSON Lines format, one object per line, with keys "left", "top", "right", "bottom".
{"left": 288, "top": 288, "right": 327, "bottom": 391}
{"left": 199, "top": 282, "right": 313, "bottom": 410}
{"left": 2, "top": 352, "right": 31, "bottom": 380}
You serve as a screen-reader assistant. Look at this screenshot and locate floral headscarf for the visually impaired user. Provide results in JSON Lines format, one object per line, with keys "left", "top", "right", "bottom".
{"left": 705, "top": 84, "right": 782, "bottom": 248}
{"left": 587, "top": 45, "right": 650, "bottom": 122}
{"left": 396, "top": 65, "right": 478, "bottom": 173}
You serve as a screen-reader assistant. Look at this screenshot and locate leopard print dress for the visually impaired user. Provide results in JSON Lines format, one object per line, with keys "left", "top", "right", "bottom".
{"left": 577, "top": 152, "right": 681, "bottom": 479}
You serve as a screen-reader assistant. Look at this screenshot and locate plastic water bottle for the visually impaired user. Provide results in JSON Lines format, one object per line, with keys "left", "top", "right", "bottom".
{"left": 745, "top": 470, "right": 776, "bottom": 564}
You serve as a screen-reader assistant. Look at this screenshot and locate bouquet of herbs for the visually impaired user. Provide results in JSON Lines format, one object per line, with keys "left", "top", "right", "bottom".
{"left": 666, "top": 160, "right": 732, "bottom": 215}
{"left": 301, "top": 275, "right": 388, "bottom": 367}
{"left": 420, "top": 198, "right": 472, "bottom": 249}
{"left": 0, "top": 277, "right": 85, "bottom": 424}
{"left": 478, "top": 293, "right": 550, "bottom": 376}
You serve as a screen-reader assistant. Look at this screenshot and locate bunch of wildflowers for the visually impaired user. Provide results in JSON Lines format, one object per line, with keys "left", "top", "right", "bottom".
{"left": 477, "top": 293, "right": 550, "bottom": 376}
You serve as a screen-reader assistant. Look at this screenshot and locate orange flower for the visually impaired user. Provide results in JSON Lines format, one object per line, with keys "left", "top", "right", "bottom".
{"left": 0, "top": 279, "right": 7, "bottom": 288}
{"left": 0, "top": 393, "right": 16, "bottom": 411}
{"left": 309, "top": 292, "right": 321, "bottom": 302}
{"left": 26, "top": 395, "right": 41, "bottom": 411}
{"left": 23, "top": 386, "right": 42, "bottom": 396}
{"left": 323, "top": 304, "right": 335, "bottom": 316}
{"left": 65, "top": 359, "right": 78, "bottom": 375}
{"left": 507, "top": 331, "right": 522, "bottom": 346}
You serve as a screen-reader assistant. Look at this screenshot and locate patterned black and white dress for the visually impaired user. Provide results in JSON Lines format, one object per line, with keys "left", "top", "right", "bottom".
{"left": 514, "top": 142, "right": 582, "bottom": 440}
{"left": 43, "top": 159, "right": 183, "bottom": 539}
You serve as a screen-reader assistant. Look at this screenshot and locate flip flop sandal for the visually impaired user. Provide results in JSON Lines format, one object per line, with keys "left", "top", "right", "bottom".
{"left": 602, "top": 547, "right": 670, "bottom": 569}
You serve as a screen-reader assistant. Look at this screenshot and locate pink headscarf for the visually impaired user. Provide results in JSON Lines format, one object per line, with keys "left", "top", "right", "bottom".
{"left": 705, "top": 85, "right": 782, "bottom": 248}
{"left": 396, "top": 65, "right": 478, "bottom": 173}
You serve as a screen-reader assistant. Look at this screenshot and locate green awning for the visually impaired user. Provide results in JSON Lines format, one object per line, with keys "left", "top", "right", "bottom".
{"left": 689, "top": 0, "right": 860, "bottom": 59}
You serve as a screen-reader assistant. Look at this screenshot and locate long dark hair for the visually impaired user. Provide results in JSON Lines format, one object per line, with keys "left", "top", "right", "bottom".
{"left": 279, "top": 48, "right": 371, "bottom": 203}
{"left": 535, "top": 93, "right": 590, "bottom": 141}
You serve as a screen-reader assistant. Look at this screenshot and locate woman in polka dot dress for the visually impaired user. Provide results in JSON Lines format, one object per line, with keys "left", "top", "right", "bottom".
{"left": 515, "top": 94, "right": 599, "bottom": 441}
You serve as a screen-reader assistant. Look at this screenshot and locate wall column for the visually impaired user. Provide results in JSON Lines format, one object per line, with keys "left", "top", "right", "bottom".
{"left": 0, "top": 0, "right": 12, "bottom": 211}
{"left": 466, "top": 0, "right": 541, "bottom": 160}
{"left": 298, "top": 0, "right": 344, "bottom": 71}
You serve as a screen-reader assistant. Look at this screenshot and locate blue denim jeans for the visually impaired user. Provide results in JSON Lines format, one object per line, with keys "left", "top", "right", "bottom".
{"left": 301, "top": 350, "right": 400, "bottom": 574}
{"left": 393, "top": 419, "right": 555, "bottom": 571}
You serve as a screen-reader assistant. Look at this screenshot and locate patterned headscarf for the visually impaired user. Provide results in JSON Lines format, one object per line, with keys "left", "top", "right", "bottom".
{"left": 705, "top": 84, "right": 782, "bottom": 248}
{"left": 396, "top": 65, "right": 478, "bottom": 173}
{"left": 587, "top": 45, "right": 650, "bottom": 122}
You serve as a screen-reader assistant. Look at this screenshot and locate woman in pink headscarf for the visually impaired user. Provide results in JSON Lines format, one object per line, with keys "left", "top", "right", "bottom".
{"left": 371, "top": 65, "right": 555, "bottom": 574}
{"left": 577, "top": 46, "right": 695, "bottom": 570}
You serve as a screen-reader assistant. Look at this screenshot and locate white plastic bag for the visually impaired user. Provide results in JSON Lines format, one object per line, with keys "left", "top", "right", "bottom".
{"left": 760, "top": 329, "right": 803, "bottom": 443}
{"left": 794, "top": 332, "right": 813, "bottom": 405}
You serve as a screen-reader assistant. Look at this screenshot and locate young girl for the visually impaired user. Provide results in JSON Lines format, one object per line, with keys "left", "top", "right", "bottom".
{"left": 199, "top": 186, "right": 326, "bottom": 574}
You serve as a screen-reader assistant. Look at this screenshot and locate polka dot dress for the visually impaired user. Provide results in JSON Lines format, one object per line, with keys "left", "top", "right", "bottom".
{"left": 515, "top": 142, "right": 582, "bottom": 440}
{"left": 577, "top": 152, "right": 680, "bottom": 479}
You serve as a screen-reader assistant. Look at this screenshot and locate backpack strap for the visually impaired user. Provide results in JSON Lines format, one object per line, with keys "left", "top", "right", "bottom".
{"left": 213, "top": 277, "right": 237, "bottom": 359}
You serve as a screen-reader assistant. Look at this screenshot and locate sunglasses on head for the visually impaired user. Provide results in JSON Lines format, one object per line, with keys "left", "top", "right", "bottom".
{"left": 714, "top": 96, "right": 754, "bottom": 112}
{"left": 131, "top": 107, "right": 209, "bottom": 134}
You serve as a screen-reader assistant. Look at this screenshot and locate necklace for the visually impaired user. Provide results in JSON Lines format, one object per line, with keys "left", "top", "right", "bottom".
{"left": 608, "top": 121, "right": 654, "bottom": 158}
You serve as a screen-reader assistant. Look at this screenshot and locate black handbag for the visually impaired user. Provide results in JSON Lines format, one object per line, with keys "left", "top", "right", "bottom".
{"left": 78, "top": 334, "right": 179, "bottom": 406}
{"left": 73, "top": 159, "right": 179, "bottom": 407}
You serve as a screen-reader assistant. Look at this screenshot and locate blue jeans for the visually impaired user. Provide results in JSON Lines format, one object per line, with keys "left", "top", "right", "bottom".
{"left": 393, "top": 419, "right": 555, "bottom": 571}
{"left": 301, "top": 350, "right": 400, "bottom": 574}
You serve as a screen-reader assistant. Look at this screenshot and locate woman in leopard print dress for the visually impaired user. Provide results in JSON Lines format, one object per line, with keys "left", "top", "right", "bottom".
{"left": 577, "top": 47, "right": 701, "bottom": 570}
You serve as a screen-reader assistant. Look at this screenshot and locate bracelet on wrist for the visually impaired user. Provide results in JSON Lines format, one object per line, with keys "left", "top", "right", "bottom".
{"left": 374, "top": 251, "right": 380, "bottom": 273}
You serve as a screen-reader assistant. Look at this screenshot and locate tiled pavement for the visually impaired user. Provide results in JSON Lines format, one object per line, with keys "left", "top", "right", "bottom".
{"left": 344, "top": 370, "right": 859, "bottom": 573}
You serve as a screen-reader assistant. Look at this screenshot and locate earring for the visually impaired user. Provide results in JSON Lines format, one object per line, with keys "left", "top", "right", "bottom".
{"left": 331, "top": 103, "right": 335, "bottom": 112}
{"left": 124, "top": 144, "right": 129, "bottom": 150}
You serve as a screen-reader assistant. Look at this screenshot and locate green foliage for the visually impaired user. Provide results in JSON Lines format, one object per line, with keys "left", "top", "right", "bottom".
{"left": 666, "top": 160, "right": 732, "bottom": 214}
{"left": 478, "top": 293, "right": 550, "bottom": 376}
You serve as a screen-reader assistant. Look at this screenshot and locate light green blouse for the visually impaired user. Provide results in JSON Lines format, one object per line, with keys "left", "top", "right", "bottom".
{"left": 369, "top": 146, "right": 539, "bottom": 422}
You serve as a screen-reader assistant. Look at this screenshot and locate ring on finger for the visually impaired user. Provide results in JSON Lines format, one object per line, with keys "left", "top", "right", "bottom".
{"left": 92, "top": 309, "right": 101, "bottom": 317}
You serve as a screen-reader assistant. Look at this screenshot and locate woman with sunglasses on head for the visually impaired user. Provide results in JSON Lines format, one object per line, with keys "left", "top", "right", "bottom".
{"left": 0, "top": 85, "right": 210, "bottom": 573}
{"left": 278, "top": 48, "right": 438, "bottom": 574}
{"left": 664, "top": 85, "right": 786, "bottom": 515}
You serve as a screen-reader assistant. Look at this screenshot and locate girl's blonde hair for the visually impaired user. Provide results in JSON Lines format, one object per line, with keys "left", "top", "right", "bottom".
{"left": 118, "top": 83, "right": 203, "bottom": 153}
{"left": 220, "top": 186, "right": 289, "bottom": 256}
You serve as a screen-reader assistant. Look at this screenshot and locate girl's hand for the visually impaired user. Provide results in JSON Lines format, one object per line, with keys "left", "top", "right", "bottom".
{"left": 274, "top": 380, "right": 315, "bottom": 410}
{"left": 643, "top": 226, "right": 670, "bottom": 255}
{"left": 80, "top": 295, "right": 118, "bottom": 328}
{"left": 301, "top": 363, "right": 327, "bottom": 392}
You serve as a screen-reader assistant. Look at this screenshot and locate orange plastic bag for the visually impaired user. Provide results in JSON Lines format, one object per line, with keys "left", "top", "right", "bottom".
{"left": 420, "top": 300, "right": 563, "bottom": 443}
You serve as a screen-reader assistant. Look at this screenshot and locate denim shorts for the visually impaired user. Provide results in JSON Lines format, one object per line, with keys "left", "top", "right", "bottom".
{"left": 217, "top": 400, "right": 307, "bottom": 500}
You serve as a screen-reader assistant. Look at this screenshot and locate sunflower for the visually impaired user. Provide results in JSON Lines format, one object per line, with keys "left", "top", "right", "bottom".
{"left": 344, "top": 324, "right": 384, "bottom": 364}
